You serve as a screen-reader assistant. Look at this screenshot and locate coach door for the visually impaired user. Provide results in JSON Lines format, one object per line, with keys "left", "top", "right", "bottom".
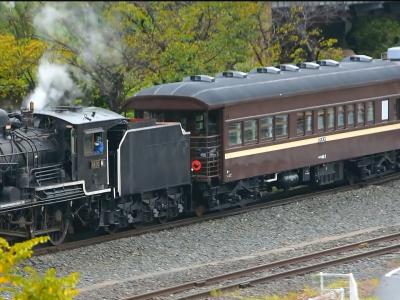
{"left": 78, "top": 127, "right": 108, "bottom": 192}
{"left": 189, "top": 110, "right": 222, "bottom": 182}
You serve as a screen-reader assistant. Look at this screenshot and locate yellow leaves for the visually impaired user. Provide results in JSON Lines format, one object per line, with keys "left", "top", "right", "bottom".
{"left": 0, "top": 236, "right": 79, "bottom": 300}
{"left": 0, "top": 34, "right": 47, "bottom": 107}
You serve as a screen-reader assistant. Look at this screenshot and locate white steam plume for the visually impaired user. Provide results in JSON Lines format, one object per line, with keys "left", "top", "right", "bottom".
{"left": 27, "top": 2, "right": 124, "bottom": 110}
{"left": 23, "top": 59, "right": 81, "bottom": 111}
{"left": 2, "top": 2, "right": 15, "bottom": 9}
{"left": 33, "top": 2, "right": 123, "bottom": 73}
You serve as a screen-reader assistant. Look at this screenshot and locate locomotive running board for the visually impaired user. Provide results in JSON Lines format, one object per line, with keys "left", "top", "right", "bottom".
{"left": 0, "top": 181, "right": 111, "bottom": 213}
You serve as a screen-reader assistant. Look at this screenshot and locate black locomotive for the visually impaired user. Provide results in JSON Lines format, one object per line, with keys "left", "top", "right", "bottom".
{"left": 0, "top": 105, "right": 191, "bottom": 244}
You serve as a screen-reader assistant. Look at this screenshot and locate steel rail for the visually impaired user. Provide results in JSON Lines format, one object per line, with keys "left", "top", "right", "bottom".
{"left": 123, "top": 233, "right": 400, "bottom": 300}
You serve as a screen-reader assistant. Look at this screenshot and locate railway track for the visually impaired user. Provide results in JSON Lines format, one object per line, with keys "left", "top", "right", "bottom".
{"left": 33, "top": 172, "right": 400, "bottom": 256}
{"left": 122, "top": 232, "right": 400, "bottom": 300}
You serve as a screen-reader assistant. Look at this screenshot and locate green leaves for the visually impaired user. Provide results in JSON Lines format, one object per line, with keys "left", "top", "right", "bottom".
{"left": 347, "top": 16, "right": 400, "bottom": 58}
{"left": 0, "top": 2, "right": 343, "bottom": 111}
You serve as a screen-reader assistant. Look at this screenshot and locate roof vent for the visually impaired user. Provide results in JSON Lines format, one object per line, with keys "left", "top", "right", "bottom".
{"left": 316, "top": 59, "right": 340, "bottom": 67}
{"left": 218, "top": 70, "right": 248, "bottom": 78}
{"left": 349, "top": 55, "right": 373, "bottom": 62}
{"left": 183, "top": 75, "right": 215, "bottom": 83}
{"left": 251, "top": 66, "right": 281, "bottom": 74}
{"left": 277, "top": 64, "right": 300, "bottom": 72}
{"left": 387, "top": 47, "right": 400, "bottom": 60}
{"left": 297, "top": 62, "right": 320, "bottom": 69}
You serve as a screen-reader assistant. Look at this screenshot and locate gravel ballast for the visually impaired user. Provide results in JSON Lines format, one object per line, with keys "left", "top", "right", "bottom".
{"left": 28, "top": 180, "right": 400, "bottom": 299}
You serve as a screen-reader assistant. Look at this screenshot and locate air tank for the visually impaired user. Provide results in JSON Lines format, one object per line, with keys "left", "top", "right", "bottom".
{"left": 277, "top": 172, "right": 299, "bottom": 190}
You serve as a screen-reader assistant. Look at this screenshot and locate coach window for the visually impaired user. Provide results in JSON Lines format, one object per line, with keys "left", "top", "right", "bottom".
{"left": 275, "top": 114, "right": 288, "bottom": 138}
{"left": 327, "top": 108, "right": 335, "bottom": 131}
{"left": 244, "top": 120, "right": 258, "bottom": 144}
{"left": 366, "top": 101, "right": 374, "bottom": 124}
{"left": 337, "top": 106, "right": 345, "bottom": 129}
{"left": 305, "top": 111, "right": 313, "bottom": 134}
{"left": 357, "top": 103, "right": 365, "bottom": 126}
{"left": 260, "top": 116, "right": 273, "bottom": 141}
{"left": 195, "top": 114, "right": 205, "bottom": 135}
{"left": 346, "top": 104, "right": 355, "bottom": 128}
{"left": 296, "top": 112, "right": 305, "bottom": 136}
{"left": 317, "top": 109, "right": 325, "bottom": 132}
{"left": 228, "top": 122, "right": 242, "bottom": 147}
{"left": 382, "top": 99, "right": 389, "bottom": 121}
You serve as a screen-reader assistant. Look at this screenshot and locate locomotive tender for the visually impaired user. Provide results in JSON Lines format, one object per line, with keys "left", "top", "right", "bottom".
{"left": 2, "top": 48, "right": 400, "bottom": 244}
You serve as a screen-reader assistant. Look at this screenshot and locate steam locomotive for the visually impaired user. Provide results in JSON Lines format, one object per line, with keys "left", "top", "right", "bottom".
{"left": 0, "top": 105, "right": 191, "bottom": 245}
{"left": 3, "top": 49, "right": 400, "bottom": 245}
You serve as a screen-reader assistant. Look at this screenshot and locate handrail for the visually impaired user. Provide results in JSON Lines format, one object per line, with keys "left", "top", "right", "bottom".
{"left": 190, "top": 135, "right": 221, "bottom": 180}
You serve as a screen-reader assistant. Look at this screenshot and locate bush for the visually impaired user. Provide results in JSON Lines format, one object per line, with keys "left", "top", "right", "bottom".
{"left": 0, "top": 236, "right": 79, "bottom": 300}
{"left": 347, "top": 16, "right": 400, "bottom": 58}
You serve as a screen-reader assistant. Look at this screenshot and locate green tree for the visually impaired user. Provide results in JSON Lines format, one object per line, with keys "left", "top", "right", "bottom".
{"left": 0, "top": 236, "right": 79, "bottom": 300}
{"left": 36, "top": 2, "right": 261, "bottom": 111}
{"left": 249, "top": 5, "right": 343, "bottom": 66}
{"left": 347, "top": 16, "right": 400, "bottom": 58}
{"left": 0, "top": 2, "right": 37, "bottom": 38}
{"left": 1, "top": 2, "right": 343, "bottom": 111}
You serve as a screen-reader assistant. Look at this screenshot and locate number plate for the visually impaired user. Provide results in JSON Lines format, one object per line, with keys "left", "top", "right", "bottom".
{"left": 90, "top": 159, "right": 102, "bottom": 169}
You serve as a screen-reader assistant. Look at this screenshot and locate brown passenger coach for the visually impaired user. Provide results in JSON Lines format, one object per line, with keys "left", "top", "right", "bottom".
{"left": 124, "top": 52, "right": 400, "bottom": 211}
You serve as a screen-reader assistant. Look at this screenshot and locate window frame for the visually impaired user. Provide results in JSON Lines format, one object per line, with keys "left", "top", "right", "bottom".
{"left": 228, "top": 122, "right": 243, "bottom": 147}
{"left": 296, "top": 112, "right": 305, "bottom": 136}
{"left": 326, "top": 107, "right": 335, "bottom": 131}
{"left": 366, "top": 101, "right": 375, "bottom": 125}
{"left": 356, "top": 102, "right": 365, "bottom": 126}
{"left": 317, "top": 109, "right": 325, "bottom": 133}
{"left": 274, "top": 114, "right": 289, "bottom": 139}
{"left": 259, "top": 116, "right": 274, "bottom": 142}
{"left": 346, "top": 104, "right": 355, "bottom": 128}
{"left": 84, "top": 130, "right": 105, "bottom": 157}
{"left": 243, "top": 119, "right": 258, "bottom": 145}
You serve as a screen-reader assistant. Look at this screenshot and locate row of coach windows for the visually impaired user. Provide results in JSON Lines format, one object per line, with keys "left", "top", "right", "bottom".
{"left": 228, "top": 101, "right": 378, "bottom": 147}
{"left": 229, "top": 114, "right": 289, "bottom": 146}
{"left": 297, "top": 101, "right": 375, "bottom": 136}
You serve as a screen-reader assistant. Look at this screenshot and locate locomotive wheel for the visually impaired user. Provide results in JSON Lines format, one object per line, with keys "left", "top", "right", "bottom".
{"left": 104, "top": 224, "right": 119, "bottom": 234}
{"left": 48, "top": 209, "right": 70, "bottom": 246}
{"left": 195, "top": 205, "right": 205, "bottom": 217}
{"left": 157, "top": 216, "right": 168, "bottom": 224}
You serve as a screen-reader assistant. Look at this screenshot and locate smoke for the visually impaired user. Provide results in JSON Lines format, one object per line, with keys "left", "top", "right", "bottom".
{"left": 33, "top": 3, "right": 122, "bottom": 67}
{"left": 25, "top": 2, "right": 123, "bottom": 110}
{"left": 2, "top": 2, "right": 15, "bottom": 9}
{"left": 22, "top": 59, "right": 81, "bottom": 111}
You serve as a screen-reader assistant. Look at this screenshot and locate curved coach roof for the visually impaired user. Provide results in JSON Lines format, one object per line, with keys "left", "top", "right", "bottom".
{"left": 34, "top": 106, "right": 126, "bottom": 125}
{"left": 126, "top": 59, "right": 400, "bottom": 110}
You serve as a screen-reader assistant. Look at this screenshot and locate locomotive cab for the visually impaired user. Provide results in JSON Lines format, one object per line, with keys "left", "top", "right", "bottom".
{"left": 34, "top": 106, "right": 127, "bottom": 193}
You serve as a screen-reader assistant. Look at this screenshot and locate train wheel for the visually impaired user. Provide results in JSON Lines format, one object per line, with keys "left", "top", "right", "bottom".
{"left": 157, "top": 216, "right": 168, "bottom": 224}
{"left": 104, "top": 224, "right": 119, "bottom": 234}
{"left": 195, "top": 205, "right": 205, "bottom": 217}
{"left": 48, "top": 209, "right": 70, "bottom": 246}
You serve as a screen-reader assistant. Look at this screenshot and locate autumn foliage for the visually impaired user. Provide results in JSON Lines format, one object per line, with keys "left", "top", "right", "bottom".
{"left": 0, "top": 236, "right": 79, "bottom": 300}
{"left": 0, "top": 34, "right": 46, "bottom": 109}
